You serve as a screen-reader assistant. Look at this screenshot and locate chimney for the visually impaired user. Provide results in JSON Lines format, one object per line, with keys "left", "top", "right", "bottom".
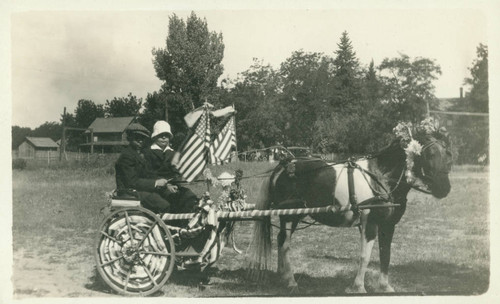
{"left": 460, "top": 87, "right": 463, "bottom": 99}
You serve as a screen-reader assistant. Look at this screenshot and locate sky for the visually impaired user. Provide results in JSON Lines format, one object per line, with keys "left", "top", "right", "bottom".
{"left": 9, "top": 5, "right": 491, "bottom": 128}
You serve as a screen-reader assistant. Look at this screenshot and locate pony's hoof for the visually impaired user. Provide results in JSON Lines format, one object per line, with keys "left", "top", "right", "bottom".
{"left": 376, "top": 284, "right": 395, "bottom": 293}
{"left": 287, "top": 284, "right": 299, "bottom": 294}
{"left": 345, "top": 284, "right": 367, "bottom": 294}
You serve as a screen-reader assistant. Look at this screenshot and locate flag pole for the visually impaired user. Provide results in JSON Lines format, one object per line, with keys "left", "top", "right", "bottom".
{"left": 233, "top": 103, "right": 238, "bottom": 161}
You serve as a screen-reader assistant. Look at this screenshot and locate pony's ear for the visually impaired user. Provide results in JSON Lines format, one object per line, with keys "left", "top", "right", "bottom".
{"left": 393, "top": 121, "right": 414, "bottom": 143}
{"left": 436, "top": 126, "right": 451, "bottom": 144}
{"left": 418, "top": 117, "right": 439, "bottom": 135}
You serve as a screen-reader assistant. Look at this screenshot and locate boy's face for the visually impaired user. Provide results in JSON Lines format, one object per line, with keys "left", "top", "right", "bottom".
{"left": 154, "top": 133, "right": 171, "bottom": 149}
{"left": 129, "top": 133, "right": 147, "bottom": 150}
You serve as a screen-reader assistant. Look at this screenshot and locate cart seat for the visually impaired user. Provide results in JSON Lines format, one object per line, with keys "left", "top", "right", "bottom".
{"left": 110, "top": 189, "right": 141, "bottom": 208}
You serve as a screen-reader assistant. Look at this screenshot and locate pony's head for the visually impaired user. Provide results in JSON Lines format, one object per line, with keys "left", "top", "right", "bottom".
{"left": 394, "top": 118, "right": 452, "bottom": 198}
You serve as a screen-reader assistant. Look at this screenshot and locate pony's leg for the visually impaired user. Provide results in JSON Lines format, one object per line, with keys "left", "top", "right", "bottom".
{"left": 346, "top": 212, "right": 377, "bottom": 293}
{"left": 277, "top": 219, "right": 298, "bottom": 288}
{"left": 376, "top": 224, "right": 396, "bottom": 292}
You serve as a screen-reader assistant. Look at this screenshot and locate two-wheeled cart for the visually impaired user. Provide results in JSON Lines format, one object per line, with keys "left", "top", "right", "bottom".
{"left": 95, "top": 196, "right": 398, "bottom": 296}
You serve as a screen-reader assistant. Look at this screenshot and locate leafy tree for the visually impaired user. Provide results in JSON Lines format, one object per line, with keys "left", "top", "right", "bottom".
{"left": 152, "top": 11, "right": 224, "bottom": 121}
{"left": 379, "top": 54, "right": 441, "bottom": 123}
{"left": 104, "top": 93, "right": 142, "bottom": 118}
{"left": 450, "top": 43, "right": 489, "bottom": 164}
{"left": 464, "top": 43, "right": 488, "bottom": 112}
{"left": 60, "top": 112, "right": 76, "bottom": 127}
{"left": 31, "top": 121, "right": 62, "bottom": 140}
{"left": 74, "top": 99, "right": 105, "bottom": 128}
{"left": 11, "top": 126, "right": 32, "bottom": 149}
{"left": 279, "top": 50, "right": 332, "bottom": 146}
{"left": 228, "top": 59, "right": 284, "bottom": 150}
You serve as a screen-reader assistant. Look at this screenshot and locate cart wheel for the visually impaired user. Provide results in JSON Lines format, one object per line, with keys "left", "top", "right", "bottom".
{"left": 95, "top": 207, "right": 175, "bottom": 296}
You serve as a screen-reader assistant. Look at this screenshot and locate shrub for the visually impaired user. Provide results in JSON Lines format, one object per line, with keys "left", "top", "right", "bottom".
{"left": 12, "top": 158, "right": 27, "bottom": 170}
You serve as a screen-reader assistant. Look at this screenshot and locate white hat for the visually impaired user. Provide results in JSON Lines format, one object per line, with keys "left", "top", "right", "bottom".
{"left": 151, "top": 120, "right": 173, "bottom": 139}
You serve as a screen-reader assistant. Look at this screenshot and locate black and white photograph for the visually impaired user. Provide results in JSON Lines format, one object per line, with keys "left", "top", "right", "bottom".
{"left": 2, "top": 0, "right": 499, "bottom": 302}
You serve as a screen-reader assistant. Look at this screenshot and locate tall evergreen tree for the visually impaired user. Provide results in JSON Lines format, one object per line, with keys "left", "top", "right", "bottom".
{"left": 331, "top": 31, "right": 362, "bottom": 110}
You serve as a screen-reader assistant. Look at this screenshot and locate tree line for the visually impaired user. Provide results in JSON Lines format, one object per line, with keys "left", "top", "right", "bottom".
{"left": 12, "top": 12, "right": 488, "bottom": 164}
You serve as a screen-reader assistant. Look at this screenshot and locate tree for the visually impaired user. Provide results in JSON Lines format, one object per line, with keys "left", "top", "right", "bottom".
{"left": 31, "top": 121, "right": 62, "bottom": 141}
{"left": 279, "top": 50, "right": 332, "bottom": 146}
{"left": 362, "top": 60, "right": 383, "bottom": 104}
{"left": 228, "top": 59, "right": 284, "bottom": 150}
{"left": 331, "top": 31, "right": 362, "bottom": 111}
{"left": 104, "top": 93, "right": 142, "bottom": 118}
{"left": 152, "top": 12, "right": 224, "bottom": 120}
{"left": 450, "top": 43, "right": 489, "bottom": 164}
{"left": 11, "top": 126, "right": 32, "bottom": 149}
{"left": 379, "top": 54, "right": 441, "bottom": 122}
{"left": 464, "top": 43, "right": 488, "bottom": 112}
{"left": 74, "top": 99, "right": 105, "bottom": 128}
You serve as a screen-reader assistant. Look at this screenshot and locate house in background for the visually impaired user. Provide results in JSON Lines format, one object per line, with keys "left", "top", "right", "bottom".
{"left": 80, "top": 116, "right": 135, "bottom": 153}
{"left": 17, "top": 137, "right": 59, "bottom": 159}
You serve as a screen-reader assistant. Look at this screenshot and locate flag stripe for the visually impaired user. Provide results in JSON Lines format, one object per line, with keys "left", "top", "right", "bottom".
{"left": 211, "top": 116, "right": 236, "bottom": 164}
{"left": 214, "top": 133, "right": 232, "bottom": 160}
{"left": 179, "top": 139, "right": 203, "bottom": 167}
{"left": 176, "top": 110, "right": 210, "bottom": 182}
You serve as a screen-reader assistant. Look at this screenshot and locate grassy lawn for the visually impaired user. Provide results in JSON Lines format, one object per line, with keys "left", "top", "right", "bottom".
{"left": 11, "top": 162, "right": 489, "bottom": 297}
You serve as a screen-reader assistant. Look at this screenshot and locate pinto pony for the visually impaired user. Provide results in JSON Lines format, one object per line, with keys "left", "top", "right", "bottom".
{"left": 248, "top": 118, "right": 452, "bottom": 292}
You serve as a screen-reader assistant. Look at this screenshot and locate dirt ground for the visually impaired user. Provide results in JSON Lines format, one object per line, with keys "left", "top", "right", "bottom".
{"left": 11, "top": 170, "right": 490, "bottom": 298}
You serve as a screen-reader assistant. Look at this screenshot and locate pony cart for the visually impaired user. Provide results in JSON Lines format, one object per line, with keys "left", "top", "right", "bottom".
{"left": 94, "top": 171, "right": 400, "bottom": 296}
{"left": 95, "top": 118, "right": 452, "bottom": 296}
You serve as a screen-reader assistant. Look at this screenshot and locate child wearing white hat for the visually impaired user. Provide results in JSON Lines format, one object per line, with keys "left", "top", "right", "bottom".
{"left": 144, "top": 120, "right": 198, "bottom": 213}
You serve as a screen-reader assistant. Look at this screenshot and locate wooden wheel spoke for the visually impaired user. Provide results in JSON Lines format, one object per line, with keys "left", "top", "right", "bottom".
{"left": 100, "top": 231, "right": 122, "bottom": 244}
{"left": 139, "top": 260, "right": 159, "bottom": 287}
{"left": 100, "top": 255, "right": 124, "bottom": 267}
{"left": 124, "top": 211, "right": 135, "bottom": 245}
{"left": 137, "top": 221, "right": 158, "bottom": 247}
{"left": 124, "top": 269, "right": 131, "bottom": 292}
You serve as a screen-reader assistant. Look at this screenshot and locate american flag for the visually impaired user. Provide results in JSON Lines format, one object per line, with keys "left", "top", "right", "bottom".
{"left": 177, "top": 109, "right": 210, "bottom": 182}
{"left": 211, "top": 116, "right": 236, "bottom": 164}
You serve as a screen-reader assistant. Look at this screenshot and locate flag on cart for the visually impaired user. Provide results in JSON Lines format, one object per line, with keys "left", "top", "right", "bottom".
{"left": 211, "top": 116, "right": 236, "bottom": 164}
{"left": 176, "top": 109, "right": 211, "bottom": 182}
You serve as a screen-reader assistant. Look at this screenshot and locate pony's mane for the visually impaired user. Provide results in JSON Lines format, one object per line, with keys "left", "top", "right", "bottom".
{"left": 373, "top": 138, "right": 406, "bottom": 173}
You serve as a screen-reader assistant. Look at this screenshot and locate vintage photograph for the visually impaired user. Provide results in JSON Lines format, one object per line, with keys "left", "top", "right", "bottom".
{"left": 6, "top": 1, "right": 495, "bottom": 301}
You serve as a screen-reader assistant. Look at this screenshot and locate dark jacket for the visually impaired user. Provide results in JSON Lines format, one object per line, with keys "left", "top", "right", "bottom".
{"left": 115, "top": 146, "right": 157, "bottom": 192}
{"left": 143, "top": 147, "right": 183, "bottom": 182}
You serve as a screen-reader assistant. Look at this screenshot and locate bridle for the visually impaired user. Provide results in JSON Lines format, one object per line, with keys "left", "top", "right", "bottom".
{"left": 412, "top": 138, "right": 451, "bottom": 194}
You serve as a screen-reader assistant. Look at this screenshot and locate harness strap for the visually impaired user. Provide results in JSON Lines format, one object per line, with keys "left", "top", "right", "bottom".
{"left": 347, "top": 161, "right": 359, "bottom": 215}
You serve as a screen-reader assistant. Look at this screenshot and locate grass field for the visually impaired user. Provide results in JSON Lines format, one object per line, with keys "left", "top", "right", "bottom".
{"left": 11, "top": 161, "right": 489, "bottom": 298}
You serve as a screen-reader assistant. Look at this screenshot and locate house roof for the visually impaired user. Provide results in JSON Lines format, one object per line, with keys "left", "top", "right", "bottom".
{"left": 85, "top": 117, "right": 135, "bottom": 133}
{"left": 25, "top": 137, "right": 59, "bottom": 148}
{"left": 80, "top": 141, "right": 129, "bottom": 146}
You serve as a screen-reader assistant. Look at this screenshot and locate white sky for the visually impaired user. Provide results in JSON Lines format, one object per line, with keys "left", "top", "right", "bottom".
{"left": 7, "top": 4, "right": 491, "bottom": 128}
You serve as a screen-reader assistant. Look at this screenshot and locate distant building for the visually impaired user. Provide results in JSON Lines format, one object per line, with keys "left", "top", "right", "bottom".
{"left": 80, "top": 117, "right": 136, "bottom": 153}
{"left": 17, "top": 137, "right": 59, "bottom": 159}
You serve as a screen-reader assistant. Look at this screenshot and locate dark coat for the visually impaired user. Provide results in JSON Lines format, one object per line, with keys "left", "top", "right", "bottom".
{"left": 143, "top": 148, "right": 182, "bottom": 182}
{"left": 115, "top": 146, "right": 156, "bottom": 192}
{"left": 142, "top": 146, "right": 198, "bottom": 213}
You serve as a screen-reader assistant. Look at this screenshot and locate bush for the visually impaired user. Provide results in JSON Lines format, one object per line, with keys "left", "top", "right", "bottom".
{"left": 12, "top": 158, "right": 27, "bottom": 170}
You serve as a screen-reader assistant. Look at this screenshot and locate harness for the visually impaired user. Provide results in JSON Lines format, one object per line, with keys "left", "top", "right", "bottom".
{"left": 346, "top": 159, "right": 395, "bottom": 215}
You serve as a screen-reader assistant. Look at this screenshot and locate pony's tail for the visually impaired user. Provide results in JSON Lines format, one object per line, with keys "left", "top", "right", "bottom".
{"left": 247, "top": 175, "right": 273, "bottom": 280}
